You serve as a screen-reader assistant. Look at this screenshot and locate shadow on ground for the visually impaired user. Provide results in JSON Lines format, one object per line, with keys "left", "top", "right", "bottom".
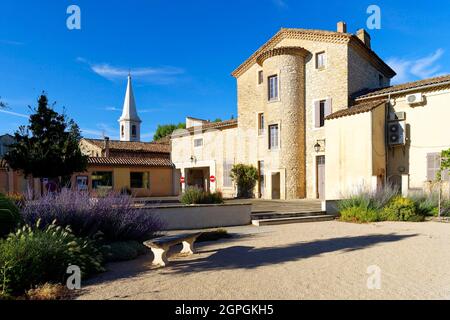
{"left": 84, "top": 232, "right": 417, "bottom": 287}
{"left": 167, "top": 233, "right": 417, "bottom": 274}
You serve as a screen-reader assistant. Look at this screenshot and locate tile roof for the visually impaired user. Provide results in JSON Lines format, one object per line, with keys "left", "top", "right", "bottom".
{"left": 325, "top": 100, "right": 386, "bottom": 120}
{"left": 172, "top": 119, "right": 238, "bottom": 137}
{"left": 83, "top": 139, "right": 170, "bottom": 154}
{"left": 232, "top": 28, "right": 395, "bottom": 78}
{"left": 87, "top": 157, "right": 174, "bottom": 168}
{"left": 356, "top": 74, "right": 450, "bottom": 100}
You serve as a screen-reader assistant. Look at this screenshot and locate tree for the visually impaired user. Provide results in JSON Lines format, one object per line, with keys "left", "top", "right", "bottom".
{"left": 153, "top": 122, "right": 186, "bottom": 141}
{"left": 230, "top": 164, "right": 258, "bottom": 198}
{"left": 4, "top": 94, "right": 88, "bottom": 185}
{"left": 441, "top": 149, "right": 450, "bottom": 172}
{"left": 212, "top": 118, "right": 222, "bottom": 123}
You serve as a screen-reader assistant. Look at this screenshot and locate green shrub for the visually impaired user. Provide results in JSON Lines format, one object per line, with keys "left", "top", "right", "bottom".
{"left": 338, "top": 186, "right": 398, "bottom": 213}
{"left": 230, "top": 164, "right": 258, "bottom": 198}
{"left": 408, "top": 191, "right": 439, "bottom": 216}
{"left": 340, "top": 207, "right": 380, "bottom": 223}
{"left": 381, "top": 196, "right": 424, "bottom": 222}
{"left": 102, "top": 241, "right": 147, "bottom": 262}
{"left": 0, "top": 194, "right": 22, "bottom": 238}
{"left": 0, "top": 221, "right": 104, "bottom": 296}
{"left": 180, "top": 187, "right": 224, "bottom": 205}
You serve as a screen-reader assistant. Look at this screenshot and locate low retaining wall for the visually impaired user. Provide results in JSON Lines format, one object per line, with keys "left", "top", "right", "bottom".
{"left": 322, "top": 200, "right": 340, "bottom": 215}
{"left": 141, "top": 203, "right": 252, "bottom": 230}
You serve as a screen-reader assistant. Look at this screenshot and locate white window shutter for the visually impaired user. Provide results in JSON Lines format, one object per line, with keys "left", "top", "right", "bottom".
{"left": 314, "top": 101, "right": 321, "bottom": 128}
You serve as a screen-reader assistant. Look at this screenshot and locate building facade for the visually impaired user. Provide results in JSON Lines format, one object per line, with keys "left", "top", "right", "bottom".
{"left": 74, "top": 75, "right": 176, "bottom": 197}
{"left": 171, "top": 118, "right": 238, "bottom": 198}
{"left": 171, "top": 22, "right": 401, "bottom": 200}
{"left": 326, "top": 75, "right": 450, "bottom": 199}
{"left": 171, "top": 22, "right": 450, "bottom": 200}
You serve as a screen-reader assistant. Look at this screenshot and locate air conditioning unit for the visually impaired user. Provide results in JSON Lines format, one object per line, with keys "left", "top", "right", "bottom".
{"left": 406, "top": 93, "right": 424, "bottom": 105}
{"left": 387, "top": 121, "right": 406, "bottom": 146}
{"left": 388, "top": 111, "right": 406, "bottom": 121}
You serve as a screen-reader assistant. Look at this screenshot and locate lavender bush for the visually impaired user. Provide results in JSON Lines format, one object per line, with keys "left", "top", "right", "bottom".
{"left": 22, "top": 189, "right": 163, "bottom": 241}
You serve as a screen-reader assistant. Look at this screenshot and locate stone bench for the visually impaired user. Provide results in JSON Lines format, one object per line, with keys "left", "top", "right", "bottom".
{"left": 143, "top": 232, "right": 203, "bottom": 267}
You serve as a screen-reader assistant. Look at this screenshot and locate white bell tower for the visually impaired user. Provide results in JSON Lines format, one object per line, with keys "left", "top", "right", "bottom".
{"left": 119, "top": 75, "right": 141, "bottom": 142}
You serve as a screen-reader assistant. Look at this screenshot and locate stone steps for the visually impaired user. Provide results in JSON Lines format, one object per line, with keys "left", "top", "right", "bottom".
{"left": 251, "top": 212, "right": 336, "bottom": 226}
{"left": 251, "top": 211, "right": 327, "bottom": 220}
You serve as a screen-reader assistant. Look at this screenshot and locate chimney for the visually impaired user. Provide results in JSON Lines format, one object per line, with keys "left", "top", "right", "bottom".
{"left": 103, "top": 136, "right": 110, "bottom": 157}
{"left": 337, "top": 21, "right": 347, "bottom": 33}
{"left": 356, "top": 29, "right": 371, "bottom": 49}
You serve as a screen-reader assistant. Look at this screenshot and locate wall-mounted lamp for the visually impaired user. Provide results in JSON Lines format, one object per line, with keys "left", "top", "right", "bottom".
{"left": 314, "top": 139, "right": 326, "bottom": 153}
{"left": 190, "top": 155, "right": 197, "bottom": 163}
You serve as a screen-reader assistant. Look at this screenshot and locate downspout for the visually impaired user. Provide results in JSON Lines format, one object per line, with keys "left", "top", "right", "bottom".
{"left": 384, "top": 94, "right": 391, "bottom": 187}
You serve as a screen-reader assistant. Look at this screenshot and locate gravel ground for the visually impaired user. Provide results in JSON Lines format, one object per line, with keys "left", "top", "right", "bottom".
{"left": 78, "top": 221, "right": 450, "bottom": 300}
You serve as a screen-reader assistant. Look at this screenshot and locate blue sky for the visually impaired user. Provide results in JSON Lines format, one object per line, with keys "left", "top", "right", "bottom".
{"left": 0, "top": 0, "right": 449, "bottom": 141}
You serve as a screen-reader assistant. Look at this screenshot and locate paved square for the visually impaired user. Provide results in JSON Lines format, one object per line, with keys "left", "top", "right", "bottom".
{"left": 78, "top": 221, "right": 450, "bottom": 300}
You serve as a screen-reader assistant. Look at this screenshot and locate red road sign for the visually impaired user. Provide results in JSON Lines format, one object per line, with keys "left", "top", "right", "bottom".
{"left": 180, "top": 176, "right": 185, "bottom": 184}
{"left": 210, "top": 175, "right": 216, "bottom": 183}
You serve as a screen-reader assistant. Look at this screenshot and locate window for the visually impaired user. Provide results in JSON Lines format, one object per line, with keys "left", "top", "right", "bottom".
{"left": 268, "top": 75, "right": 278, "bottom": 101}
{"left": 130, "top": 172, "right": 149, "bottom": 189}
{"left": 427, "top": 153, "right": 449, "bottom": 181}
{"left": 319, "top": 100, "right": 326, "bottom": 127}
{"left": 76, "top": 176, "right": 88, "bottom": 191}
{"left": 314, "top": 99, "right": 332, "bottom": 128}
{"left": 316, "top": 51, "right": 326, "bottom": 69}
{"left": 91, "top": 171, "right": 113, "bottom": 190}
{"left": 194, "top": 138, "right": 203, "bottom": 148}
{"left": 131, "top": 125, "right": 137, "bottom": 138}
{"left": 258, "top": 113, "right": 265, "bottom": 135}
{"left": 121, "top": 125, "right": 124, "bottom": 137}
{"left": 258, "top": 70, "right": 263, "bottom": 85}
{"left": 268, "top": 124, "right": 279, "bottom": 150}
{"left": 223, "top": 161, "right": 233, "bottom": 187}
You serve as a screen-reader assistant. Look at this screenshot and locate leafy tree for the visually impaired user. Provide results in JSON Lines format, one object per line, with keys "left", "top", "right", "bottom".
{"left": 4, "top": 94, "right": 88, "bottom": 184}
{"left": 153, "top": 122, "right": 186, "bottom": 141}
{"left": 212, "top": 118, "right": 222, "bottom": 123}
{"left": 230, "top": 164, "right": 258, "bottom": 198}
{"left": 441, "top": 149, "right": 450, "bottom": 171}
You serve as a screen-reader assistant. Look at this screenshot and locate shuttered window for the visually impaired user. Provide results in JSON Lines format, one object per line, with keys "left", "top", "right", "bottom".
{"left": 427, "top": 153, "right": 449, "bottom": 181}
{"left": 314, "top": 98, "right": 332, "bottom": 128}
{"left": 223, "top": 161, "right": 234, "bottom": 187}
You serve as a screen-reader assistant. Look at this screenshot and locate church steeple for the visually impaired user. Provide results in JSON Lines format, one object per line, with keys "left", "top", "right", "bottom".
{"left": 119, "top": 75, "right": 141, "bottom": 142}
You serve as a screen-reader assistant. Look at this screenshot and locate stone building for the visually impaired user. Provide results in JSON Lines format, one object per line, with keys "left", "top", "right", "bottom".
{"left": 171, "top": 22, "right": 450, "bottom": 201}
{"left": 172, "top": 22, "right": 398, "bottom": 200}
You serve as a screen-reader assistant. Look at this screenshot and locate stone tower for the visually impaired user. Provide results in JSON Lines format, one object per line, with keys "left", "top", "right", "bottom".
{"left": 119, "top": 75, "right": 141, "bottom": 142}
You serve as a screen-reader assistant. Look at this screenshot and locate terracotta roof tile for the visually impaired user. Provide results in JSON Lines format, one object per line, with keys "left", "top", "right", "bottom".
{"left": 326, "top": 100, "right": 386, "bottom": 120}
{"left": 232, "top": 28, "right": 395, "bottom": 78}
{"left": 87, "top": 157, "right": 174, "bottom": 168}
{"left": 356, "top": 74, "right": 450, "bottom": 100}
{"left": 172, "top": 119, "right": 238, "bottom": 137}
{"left": 83, "top": 139, "right": 170, "bottom": 154}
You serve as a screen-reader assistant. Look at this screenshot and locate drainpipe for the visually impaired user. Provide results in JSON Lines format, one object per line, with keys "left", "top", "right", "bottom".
{"left": 384, "top": 94, "right": 391, "bottom": 188}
